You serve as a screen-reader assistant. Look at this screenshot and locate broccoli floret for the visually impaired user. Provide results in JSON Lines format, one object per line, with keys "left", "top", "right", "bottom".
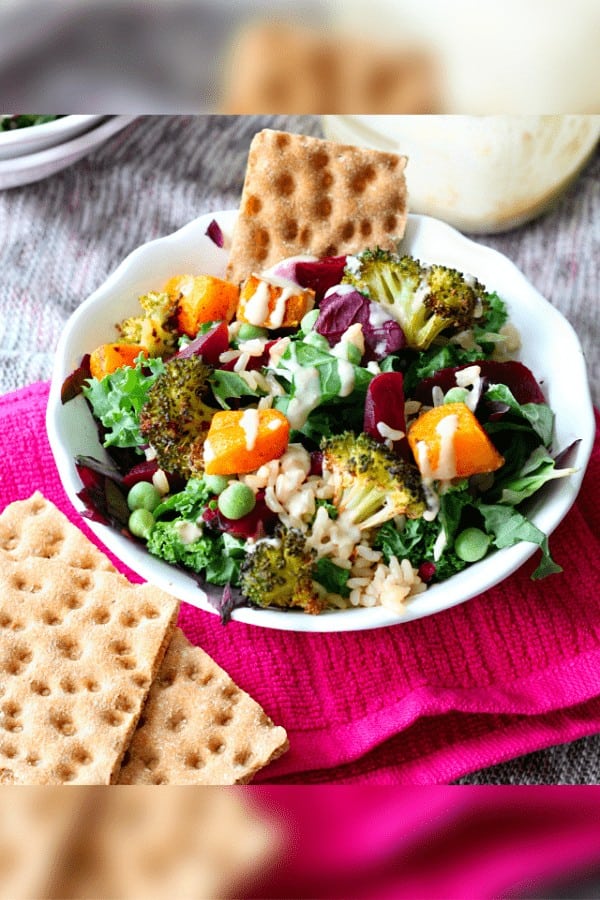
{"left": 119, "top": 291, "right": 179, "bottom": 357}
{"left": 321, "top": 431, "right": 425, "bottom": 529}
{"left": 139, "top": 356, "right": 217, "bottom": 479}
{"left": 343, "top": 248, "right": 486, "bottom": 351}
{"left": 239, "top": 527, "right": 324, "bottom": 614}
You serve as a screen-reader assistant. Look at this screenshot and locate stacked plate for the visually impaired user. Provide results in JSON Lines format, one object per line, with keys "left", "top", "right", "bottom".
{"left": 0, "top": 115, "right": 136, "bottom": 189}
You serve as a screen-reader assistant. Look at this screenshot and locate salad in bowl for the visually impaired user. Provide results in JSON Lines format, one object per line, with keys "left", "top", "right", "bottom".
{"left": 54, "top": 211, "right": 589, "bottom": 629}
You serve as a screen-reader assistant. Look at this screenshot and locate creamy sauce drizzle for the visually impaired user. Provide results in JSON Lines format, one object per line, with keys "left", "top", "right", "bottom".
{"left": 285, "top": 366, "right": 322, "bottom": 429}
{"left": 239, "top": 408, "right": 260, "bottom": 451}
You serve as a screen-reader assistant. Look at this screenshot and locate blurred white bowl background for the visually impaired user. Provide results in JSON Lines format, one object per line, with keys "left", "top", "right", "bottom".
{"left": 323, "top": 116, "right": 600, "bottom": 234}
{"left": 0, "top": 114, "right": 103, "bottom": 160}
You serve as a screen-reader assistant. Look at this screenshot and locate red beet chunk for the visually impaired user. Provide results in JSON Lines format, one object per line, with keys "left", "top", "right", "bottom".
{"left": 309, "top": 451, "right": 323, "bottom": 476}
{"left": 61, "top": 353, "right": 91, "bottom": 403}
{"left": 176, "top": 321, "right": 229, "bottom": 366}
{"left": 364, "top": 372, "right": 409, "bottom": 459}
{"left": 295, "top": 256, "right": 347, "bottom": 302}
{"left": 418, "top": 561, "right": 436, "bottom": 583}
{"left": 122, "top": 459, "right": 159, "bottom": 487}
{"left": 415, "top": 360, "right": 545, "bottom": 406}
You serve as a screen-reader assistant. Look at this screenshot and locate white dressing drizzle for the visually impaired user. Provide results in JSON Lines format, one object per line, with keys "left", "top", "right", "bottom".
{"left": 285, "top": 366, "right": 321, "bottom": 429}
{"left": 243, "top": 279, "right": 271, "bottom": 326}
{"left": 239, "top": 408, "right": 260, "bottom": 451}
{"left": 376, "top": 422, "right": 405, "bottom": 441}
{"left": 174, "top": 521, "right": 203, "bottom": 545}
{"left": 336, "top": 359, "right": 355, "bottom": 397}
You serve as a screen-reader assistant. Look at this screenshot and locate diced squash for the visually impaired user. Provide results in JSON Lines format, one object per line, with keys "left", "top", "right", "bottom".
{"left": 203, "top": 408, "right": 290, "bottom": 475}
{"left": 165, "top": 274, "right": 239, "bottom": 337}
{"left": 237, "top": 275, "right": 314, "bottom": 329}
{"left": 407, "top": 402, "right": 504, "bottom": 479}
{"left": 89, "top": 343, "right": 148, "bottom": 380}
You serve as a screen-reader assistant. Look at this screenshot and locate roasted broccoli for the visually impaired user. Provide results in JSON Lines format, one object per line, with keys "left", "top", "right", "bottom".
{"left": 139, "top": 356, "right": 217, "bottom": 479}
{"left": 119, "top": 291, "right": 179, "bottom": 357}
{"left": 321, "top": 431, "right": 425, "bottom": 529}
{"left": 239, "top": 527, "right": 324, "bottom": 614}
{"left": 343, "top": 249, "right": 486, "bottom": 351}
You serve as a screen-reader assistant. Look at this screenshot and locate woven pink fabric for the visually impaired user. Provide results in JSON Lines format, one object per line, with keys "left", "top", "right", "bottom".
{"left": 2, "top": 382, "right": 599, "bottom": 784}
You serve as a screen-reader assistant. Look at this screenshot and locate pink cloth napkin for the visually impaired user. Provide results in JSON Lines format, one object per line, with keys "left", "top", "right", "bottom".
{"left": 2, "top": 382, "right": 600, "bottom": 784}
{"left": 247, "top": 786, "right": 600, "bottom": 898}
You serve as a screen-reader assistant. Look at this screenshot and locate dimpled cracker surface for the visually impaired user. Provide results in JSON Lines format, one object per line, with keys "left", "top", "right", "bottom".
{"left": 49, "top": 788, "right": 276, "bottom": 899}
{"left": 118, "top": 628, "right": 289, "bottom": 784}
{"left": 226, "top": 128, "right": 407, "bottom": 285}
{"left": 0, "top": 492, "right": 116, "bottom": 572}
{"left": 0, "top": 555, "right": 178, "bottom": 784}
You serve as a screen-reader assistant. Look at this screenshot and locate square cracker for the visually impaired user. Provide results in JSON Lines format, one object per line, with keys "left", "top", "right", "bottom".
{"left": 0, "top": 492, "right": 116, "bottom": 572}
{"left": 226, "top": 128, "right": 407, "bottom": 284}
{"left": 0, "top": 555, "right": 178, "bottom": 784}
{"left": 47, "top": 788, "right": 276, "bottom": 899}
{"left": 117, "top": 627, "right": 288, "bottom": 784}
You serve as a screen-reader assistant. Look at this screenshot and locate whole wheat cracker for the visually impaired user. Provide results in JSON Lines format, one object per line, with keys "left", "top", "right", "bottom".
{"left": 48, "top": 787, "right": 276, "bottom": 899}
{"left": 222, "top": 22, "right": 438, "bottom": 116}
{"left": 0, "top": 492, "right": 116, "bottom": 573}
{"left": 226, "top": 128, "right": 407, "bottom": 285}
{"left": 0, "top": 787, "right": 91, "bottom": 899}
{"left": 0, "top": 554, "right": 178, "bottom": 784}
{"left": 117, "top": 627, "right": 288, "bottom": 784}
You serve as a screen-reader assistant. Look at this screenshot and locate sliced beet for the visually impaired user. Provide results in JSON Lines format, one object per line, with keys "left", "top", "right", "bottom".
{"left": 122, "top": 458, "right": 160, "bottom": 487}
{"left": 175, "top": 321, "right": 229, "bottom": 366}
{"left": 61, "top": 354, "right": 91, "bottom": 403}
{"left": 295, "top": 256, "right": 347, "bottom": 302}
{"left": 364, "top": 372, "right": 409, "bottom": 459}
{"left": 418, "top": 561, "right": 436, "bottom": 583}
{"left": 415, "top": 360, "right": 546, "bottom": 406}
{"left": 205, "top": 218, "right": 224, "bottom": 248}
{"left": 315, "top": 289, "right": 405, "bottom": 361}
{"left": 309, "top": 450, "right": 323, "bottom": 476}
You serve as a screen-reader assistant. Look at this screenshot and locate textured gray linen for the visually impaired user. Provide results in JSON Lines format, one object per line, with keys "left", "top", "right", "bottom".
{"left": 0, "top": 114, "right": 598, "bottom": 783}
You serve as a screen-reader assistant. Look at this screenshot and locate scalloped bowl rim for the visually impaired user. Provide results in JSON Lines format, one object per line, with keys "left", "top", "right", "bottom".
{"left": 47, "top": 211, "right": 595, "bottom": 632}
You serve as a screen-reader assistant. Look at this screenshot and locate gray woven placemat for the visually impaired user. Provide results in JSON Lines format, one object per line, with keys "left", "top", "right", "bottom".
{"left": 0, "top": 114, "right": 597, "bottom": 783}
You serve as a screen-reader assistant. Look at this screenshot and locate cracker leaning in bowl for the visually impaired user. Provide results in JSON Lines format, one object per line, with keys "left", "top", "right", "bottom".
{"left": 0, "top": 494, "right": 288, "bottom": 783}
{"left": 226, "top": 128, "right": 407, "bottom": 284}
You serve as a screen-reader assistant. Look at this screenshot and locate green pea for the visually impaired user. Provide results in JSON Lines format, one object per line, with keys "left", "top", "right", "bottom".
{"left": 128, "top": 508, "right": 155, "bottom": 540}
{"left": 127, "top": 481, "right": 161, "bottom": 513}
{"left": 300, "top": 309, "right": 319, "bottom": 333}
{"left": 217, "top": 482, "right": 256, "bottom": 520}
{"left": 237, "top": 323, "right": 268, "bottom": 341}
{"left": 304, "top": 331, "right": 329, "bottom": 351}
{"left": 203, "top": 474, "right": 230, "bottom": 495}
{"left": 454, "top": 527, "right": 491, "bottom": 562}
{"left": 444, "top": 387, "right": 469, "bottom": 404}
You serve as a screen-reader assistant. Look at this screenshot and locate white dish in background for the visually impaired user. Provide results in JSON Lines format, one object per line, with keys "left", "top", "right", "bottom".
{"left": 0, "top": 116, "right": 136, "bottom": 189}
{"left": 0, "top": 115, "right": 104, "bottom": 160}
{"left": 47, "top": 210, "right": 595, "bottom": 633}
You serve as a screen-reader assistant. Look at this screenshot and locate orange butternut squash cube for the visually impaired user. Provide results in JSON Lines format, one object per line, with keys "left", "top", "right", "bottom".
{"left": 165, "top": 274, "right": 239, "bottom": 337}
{"left": 89, "top": 343, "right": 148, "bottom": 380}
{"left": 237, "top": 275, "right": 314, "bottom": 329}
{"left": 203, "top": 408, "right": 290, "bottom": 475}
{"left": 408, "top": 402, "right": 504, "bottom": 479}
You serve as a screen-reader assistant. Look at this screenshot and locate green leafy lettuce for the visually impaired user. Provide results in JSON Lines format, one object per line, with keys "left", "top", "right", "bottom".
{"left": 83, "top": 355, "right": 165, "bottom": 449}
{"left": 147, "top": 522, "right": 245, "bottom": 586}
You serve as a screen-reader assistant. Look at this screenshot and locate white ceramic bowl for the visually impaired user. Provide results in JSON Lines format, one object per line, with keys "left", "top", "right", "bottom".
{"left": 0, "top": 115, "right": 103, "bottom": 161}
{"left": 47, "top": 210, "right": 595, "bottom": 632}
{"left": 0, "top": 116, "right": 136, "bottom": 190}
